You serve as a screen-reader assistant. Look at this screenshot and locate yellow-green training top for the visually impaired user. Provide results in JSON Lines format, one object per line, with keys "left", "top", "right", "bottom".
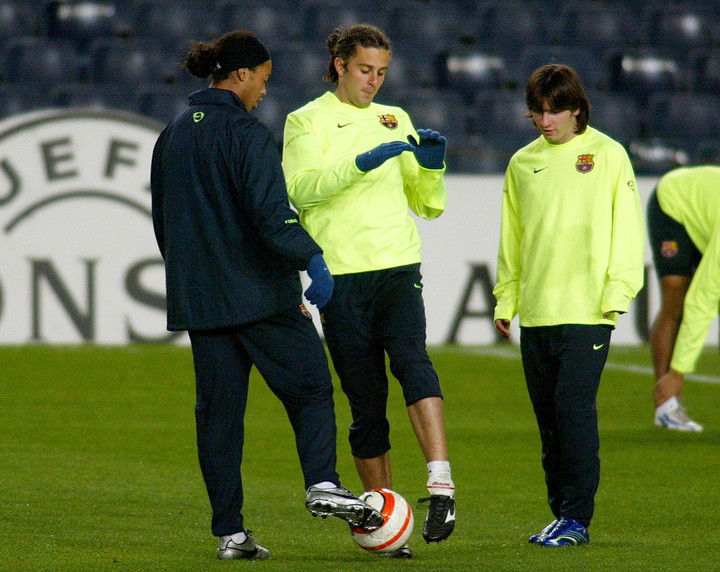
{"left": 494, "top": 127, "right": 645, "bottom": 328}
{"left": 282, "top": 91, "right": 446, "bottom": 275}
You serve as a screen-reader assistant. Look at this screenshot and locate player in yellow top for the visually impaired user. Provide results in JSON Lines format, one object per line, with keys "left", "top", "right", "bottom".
{"left": 283, "top": 24, "right": 453, "bottom": 557}
{"left": 648, "top": 166, "right": 720, "bottom": 431}
{"left": 494, "top": 64, "right": 645, "bottom": 547}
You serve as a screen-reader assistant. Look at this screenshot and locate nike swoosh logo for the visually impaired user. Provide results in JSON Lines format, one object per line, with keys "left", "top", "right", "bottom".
{"left": 413, "top": 283, "right": 422, "bottom": 289}
{"left": 534, "top": 167, "right": 548, "bottom": 173}
{"left": 593, "top": 344, "right": 604, "bottom": 350}
{"left": 337, "top": 122, "right": 353, "bottom": 128}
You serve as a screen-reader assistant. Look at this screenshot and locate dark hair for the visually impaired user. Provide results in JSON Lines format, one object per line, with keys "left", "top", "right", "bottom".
{"left": 323, "top": 24, "right": 391, "bottom": 83}
{"left": 184, "top": 30, "right": 270, "bottom": 81}
{"left": 525, "top": 64, "right": 591, "bottom": 134}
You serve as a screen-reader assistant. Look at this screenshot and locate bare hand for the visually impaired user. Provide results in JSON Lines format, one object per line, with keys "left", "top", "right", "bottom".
{"left": 495, "top": 319, "right": 511, "bottom": 339}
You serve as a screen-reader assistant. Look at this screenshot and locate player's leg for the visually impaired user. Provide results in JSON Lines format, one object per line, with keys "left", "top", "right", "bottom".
{"left": 536, "top": 324, "right": 610, "bottom": 547}
{"left": 244, "top": 306, "right": 339, "bottom": 486}
{"left": 321, "top": 272, "right": 394, "bottom": 491}
{"left": 520, "top": 325, "right": 563, "bottom": 543}
{"left": 650, "top": 274, "right": 690, "bottom": 395}
{"left": 551, "top": 325, "right": 610, "bottom": 533}
{"left": 378, "top": 264, "right": 454, "bottom": 543}
{"left": 353, "top": 452, "right": 392, "bottom": 490}
{"left": 646, "top": 188, "right": 703, "bottom": 429}
{"left": 188, "top": 328, "right": 270, "bottom": 560}
{"left": 647, "top": 188, "right": 698, "bottom": 388}
{"left": 242, "top": 306, "right": 382, "bottom": 530}
{"left": 407, "top": 396, "right": 448, "bottom": 464}
{"left": 377, "top": 265, "right": 447, "bottom": 467}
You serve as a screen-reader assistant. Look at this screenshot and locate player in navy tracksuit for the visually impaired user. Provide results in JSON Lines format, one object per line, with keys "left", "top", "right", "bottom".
{"left": 150, "top": 30, "right": 380, "bottom": 561}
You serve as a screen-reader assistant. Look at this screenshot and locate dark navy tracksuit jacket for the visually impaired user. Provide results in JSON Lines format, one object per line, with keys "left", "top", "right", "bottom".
{"left": 150, "top": 87, "right": 321, "bottom": 331}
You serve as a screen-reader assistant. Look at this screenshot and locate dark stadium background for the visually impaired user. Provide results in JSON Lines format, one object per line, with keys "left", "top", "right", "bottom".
{"left": 1, "top": 0, "right": 719, "bottom": 175}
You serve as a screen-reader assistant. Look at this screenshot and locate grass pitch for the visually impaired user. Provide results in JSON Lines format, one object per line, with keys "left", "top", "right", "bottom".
{"left": 1, "top": 343, "right": 719, "bottom": 571}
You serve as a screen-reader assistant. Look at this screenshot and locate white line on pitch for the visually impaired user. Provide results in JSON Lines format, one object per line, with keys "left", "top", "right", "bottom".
{"left": 440, "top": 346, "right": 719, "bottom": 385}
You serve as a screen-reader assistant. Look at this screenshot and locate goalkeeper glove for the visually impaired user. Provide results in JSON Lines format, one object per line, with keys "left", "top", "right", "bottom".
{"left": 304, "top": 253, "right": 334, "bottom": 309}
{"left": 407, "top": 129, "right": 447, "bottom": 170}
{"left": 355, "top": 141, "right": 413, "bottom": 172}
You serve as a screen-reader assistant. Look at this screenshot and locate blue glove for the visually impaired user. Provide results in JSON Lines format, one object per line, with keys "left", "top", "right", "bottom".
{"left": 407, "top": 129, "right": 447, "bottom": 170}
{"left": 304, "top": 253, "right": 334, "bottom": 309}
{"left": 355, "top": 141, "right": 413, "bottom": 172}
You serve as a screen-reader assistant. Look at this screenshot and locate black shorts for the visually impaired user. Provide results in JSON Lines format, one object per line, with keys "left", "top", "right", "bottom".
{"left": 647, "top": 189, "right": 701, "bottom": 278}
{"left": 320, "top": 263, "right": 442, "bottom": 458}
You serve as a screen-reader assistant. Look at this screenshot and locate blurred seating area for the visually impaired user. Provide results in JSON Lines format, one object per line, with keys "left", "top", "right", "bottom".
{"left": 1, "top": 0, "right": 719, "bottom": 174}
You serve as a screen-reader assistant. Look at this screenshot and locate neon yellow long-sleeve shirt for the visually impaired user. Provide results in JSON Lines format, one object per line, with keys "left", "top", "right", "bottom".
{"left": 657, "top": 166, "right": 720, "bottom": 373}
{"left": 282, "top": 91, "right": 446, "bottom": 275}
{"left": 493, "top": 127, "right": 645, "bottom": 327}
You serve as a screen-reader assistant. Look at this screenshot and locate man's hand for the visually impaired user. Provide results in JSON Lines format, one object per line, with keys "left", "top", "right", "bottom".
{"left": 495, "top": 319, "right": 511, "bottom": 339}
{"left": 407, "top": 129, "right": 447, "bottom": 170}
{"left": 304, "top": 253, "right": 334, "bottom": 309}
{"left": 355, "top": 141, "right": 413, "bottom": 172}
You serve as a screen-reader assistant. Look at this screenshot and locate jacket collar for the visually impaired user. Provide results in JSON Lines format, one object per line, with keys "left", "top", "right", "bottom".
{"left": 188, "top": 87, "right": 246, "bottom": 110}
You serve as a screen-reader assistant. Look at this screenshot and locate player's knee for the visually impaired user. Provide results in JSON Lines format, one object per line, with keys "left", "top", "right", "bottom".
{"left": 349, "top": 414, "right": 390, "bottom": 458}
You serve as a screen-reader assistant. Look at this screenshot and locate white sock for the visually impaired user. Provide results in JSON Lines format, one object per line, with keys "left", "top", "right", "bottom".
{"left": 656, "top": 396, "right": 679, "bottom": 416}
{"left": 229, "top": 531, "right": 247, "bottom": 544}
{"left": 427, "top": 460, "right": 454, "bottom": 498}
{"left": 311, "top": 481, "right": 337, "bottom": 490}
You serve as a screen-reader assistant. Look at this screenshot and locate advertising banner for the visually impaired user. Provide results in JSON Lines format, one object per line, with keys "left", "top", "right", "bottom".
{"left": 1, "top": 109, "right": 713, "bottom": 346}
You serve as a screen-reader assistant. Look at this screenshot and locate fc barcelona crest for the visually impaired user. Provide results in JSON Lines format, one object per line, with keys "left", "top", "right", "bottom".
{"left": 379, "top": 114, "right": 398, "bottom": 129}
{"left": 576, "top": 154, "right": 594, "bottom": 173}
{"left": 661, "top": 241, "right": 678, "bottom": 258}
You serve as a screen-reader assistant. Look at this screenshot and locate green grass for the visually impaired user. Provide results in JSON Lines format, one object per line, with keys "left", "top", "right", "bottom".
{"left": 1, "top": 343, "right": 719, "bottom": 571}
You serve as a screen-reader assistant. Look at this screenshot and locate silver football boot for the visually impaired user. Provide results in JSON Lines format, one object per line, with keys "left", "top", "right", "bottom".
{"left": 305, "top": 485, "right": 384, "bottom": 530}
{"left": 217, "top": 531, "right": 270, "bottom": 560}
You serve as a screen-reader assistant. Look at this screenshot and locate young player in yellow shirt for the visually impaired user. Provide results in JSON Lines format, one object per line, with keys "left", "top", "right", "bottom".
{"left": 648, "top": 165, "right": 720, "bottom": 431}
{"left": 283, "top": 24, "right": 454, "bottom": 558}
{"left": 494, "top": 64, "right": 645, "bottom": 547}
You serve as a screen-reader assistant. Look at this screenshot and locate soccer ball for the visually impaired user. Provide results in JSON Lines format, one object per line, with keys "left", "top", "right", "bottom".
{"left": 351, "top": 488, "right": 414, "bottom": 553}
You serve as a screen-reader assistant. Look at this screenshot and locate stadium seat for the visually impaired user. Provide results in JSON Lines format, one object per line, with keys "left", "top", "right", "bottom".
{"left": 46, "top": 1, "right": 120, "bottom": 51}
{"left": 436, "top": 48, "right": 509, "bottom": 102}
{"left": 381, "top": 51, "right": 437, "bottom": 94}
{"left": 50, "top": 82, "right": 131, "bottom": 112}
{"left": 395, "top": 88, "right": 468, "bottom": 137}
{"left": 694, "top": 138, "right": 720, "bottom": 165}
{"left": 516, "top": 45, "right": 612, "bottom": 92}
{"left": 1, "top": 37, "right": 86, "bottom": 84}
{"left": 221, "top": 0, "right": 303, "bottom": 43}
{"left": 691, "top": 50, "right": 720, "bottom": 93}
{"left": 628, "top": 91, "right": 720, "bottom": 174}
{"left": 627, "top": 137, "right": 692, "bottom": 176}
{"left": 132, "top": 1, "right": 221, "bottom": 48}
{"left": 302, "top": 0, "right": 384, "bottom": 41}
{"left": 643, "top": 4, "right": 719, "bottom": 49}
{"left": 0, "top": 83, "right": 50, "bottom": 119}
{"left": 645, "top": 92, "right": 720, "bottom": 141}
{"left": 253, "top": 84, "right": 309, "bottom": 143}
{"left": 477, "top": 2, "right": 547, "bottom": 47}
{"left": 608, "top": 48, "right": 686, "bottom": 103}
{"left": 88, "top": 38, "right": 184, "bottom": 86}
{"left": 585, "top": 92, "right": 642, "bottom": 147}
{"left": 469, "top": 90, "right": 537, "bottom": 154}
{"left": 0, "top": 1, "right": 44, "bottom": 39}
{"left": 384, "top": 1, "right": 477, "bottom": 49}
{"left": 560, "top": 3, "right": 640, "bottom": 47}
{"left": 269, "top": 44, "right": 328, "bottom": 99}
{"left": 136, "top": 84, "right": 189, "bottom": 124}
